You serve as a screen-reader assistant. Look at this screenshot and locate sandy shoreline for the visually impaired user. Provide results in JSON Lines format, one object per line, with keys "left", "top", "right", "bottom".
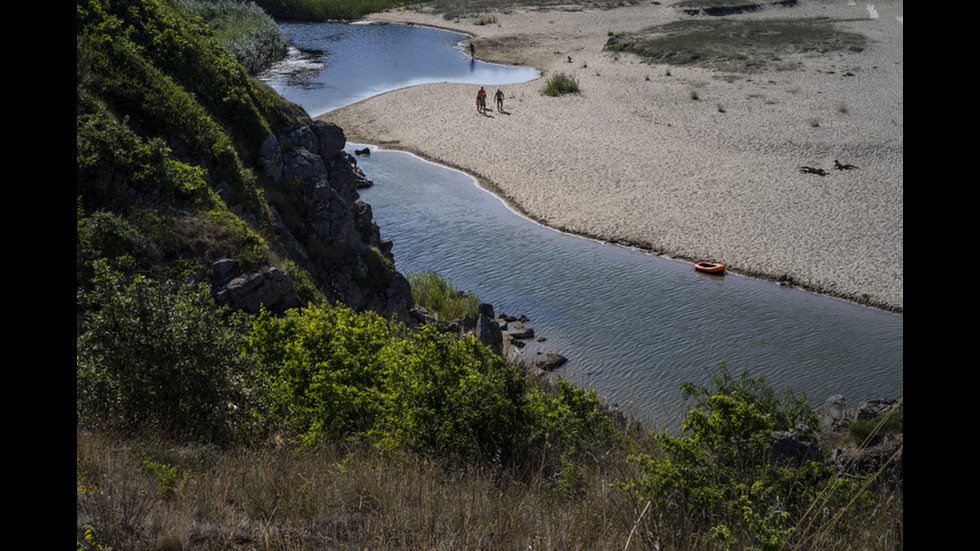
{"left": 320, "top": 0, "right": 903, "bottom": 312}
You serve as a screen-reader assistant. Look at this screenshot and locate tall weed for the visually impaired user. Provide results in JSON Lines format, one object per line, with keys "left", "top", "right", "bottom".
{"left": 407, "top": 270, "right": 481, "bottom": 321}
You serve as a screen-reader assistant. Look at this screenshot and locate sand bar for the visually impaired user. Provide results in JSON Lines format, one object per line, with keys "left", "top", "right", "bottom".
{"left": 321, "top": 0, "right": 903, "bottom": 312}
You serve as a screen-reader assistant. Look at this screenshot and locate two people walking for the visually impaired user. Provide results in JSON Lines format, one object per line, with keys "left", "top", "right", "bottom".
{"left": 476, "top": 87, "right": 505, "bottom": 114}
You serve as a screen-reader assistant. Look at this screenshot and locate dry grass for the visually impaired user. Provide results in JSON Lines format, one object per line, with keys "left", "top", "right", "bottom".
{"left": 77, "top": 424, "right": 901, "bottom": 550}
{"left": 77, "top": 430, "right": 648, "bottom": 550}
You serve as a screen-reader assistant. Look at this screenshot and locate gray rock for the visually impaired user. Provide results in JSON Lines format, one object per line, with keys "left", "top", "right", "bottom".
{"left": 214, "top": 266, "right": 303, "bottom": 315}
{"left": 251, "top": 119, "right": 413, "bottom": 321}
{"left": 507, "top": 327, "right": 535, "bottom": 340}
{"left": 476, "top": 312, "right": 503, "bottom": 355}
{"left": 312, "top": 120, "right": 347, "bottom": 158}
{"left": 855, "top": 398, "right": 900, "bottom": 420}
{"left": 535, "top": 353, "right": 567, "bottom": 371}
{"left": 815, "top": 394, "right": 847, "bottom": 427}
{"left": 767, "top": 430, "right": 822, "bottom": 467}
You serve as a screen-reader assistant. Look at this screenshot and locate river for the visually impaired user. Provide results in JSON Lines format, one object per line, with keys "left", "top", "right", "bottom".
{"left": 259, "top": 21, "right": 903, "bottom": 429}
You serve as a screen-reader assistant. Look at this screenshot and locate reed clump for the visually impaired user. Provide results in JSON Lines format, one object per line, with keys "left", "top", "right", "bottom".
{"left": 543, "top": 72, "right": 580, "bottom": 96}
{"left": 407, "top": 270, "right": 482, "bottom": 321}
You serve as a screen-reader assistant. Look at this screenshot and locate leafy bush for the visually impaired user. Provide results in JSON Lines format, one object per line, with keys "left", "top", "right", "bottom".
{"left": 621, "top": 368, "right": 863, "bottom": 549}
{"left": 246, "top": 303, "right": 397, "bottom": 445}
{"left": 374, "top": 324, "right": 528, "bottom": 463}
{"left": 246, "top": 303, "right": 527, "bottom": 460}
{"left": 245, "top": 301, "right": 625, "bottom": 468}
{"left": 76, "top": 111, "right": 215, "bottom": 215}
{"left": 176, "top": 0, "right": 288, "bottom": 75}
{"left": 522, "top": 379, "right": 626, "bottom": 476}
{"left": 473, "top": 14, "right": 498, "bottom": 25}
{"left": 77, "top": 263, "right": 259, "bottom": 443}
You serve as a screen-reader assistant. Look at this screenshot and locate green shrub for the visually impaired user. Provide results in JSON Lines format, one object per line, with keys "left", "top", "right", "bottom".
{"left": 375, "top": 325, "right": 528, "bottom": 463}
{"left": 245, "top": 301, "right": 624, "bottom": 468}
{"left": 175, "top": 0, "right": 288, "bottom": 75}
{"left": 77, "top": 264, "right": 259, "bottom": 443}
{"left": 246, "top": 303, "right": 526, "bottom": 459}
{"left": 76, "top": 111, "right": 215, "bottom": 215}
{"left": 543, "top": 72, "right": 580, "bottom": 96}
{"left": 621, "top": 368, "right": 861, "bottom": 549}
{"left": 522, "top": 379, "right": 626, "bottom": 472}
{"left": 473, "top": 14, "right": 497, "bottom": 25}
{"left": 246, "top": 302, "right": 396, "bottom": 445}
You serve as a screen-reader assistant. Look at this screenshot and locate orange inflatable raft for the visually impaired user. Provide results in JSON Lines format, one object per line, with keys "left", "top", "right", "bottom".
{"left": 694, "top": 261, "right": 725, "bottom": 274}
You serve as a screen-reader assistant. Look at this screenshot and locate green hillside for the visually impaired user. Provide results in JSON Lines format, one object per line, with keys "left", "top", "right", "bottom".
{"left": 78, "top": 0, "right": 305, "bottom": 286}
{"left": 76, "top": 2, "right": 901, "bottom": 549}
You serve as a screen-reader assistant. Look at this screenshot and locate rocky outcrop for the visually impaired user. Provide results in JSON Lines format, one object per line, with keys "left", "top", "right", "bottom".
{"left": 409, "top": 302, "right": 573, "bottom": 375}
{"left": 815, "top": 394, "right": 903, "bottom": 432}
{"left": 474, "top": 303, "right": 503, "bottom": 356}
{"left": 815, "top": 394, "right": 903, "bottom": 484}
{"left": 209, "top": 260, "right": 303, "bottom": 315}
{"left": 256, "top": 120, "right": 413, "bottom": 321}
{"left": 767, "top": 430, "right": 823, "bottom": 467}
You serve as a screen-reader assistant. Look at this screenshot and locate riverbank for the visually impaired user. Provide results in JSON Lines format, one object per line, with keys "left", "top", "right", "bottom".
{"left": 321, "top": 0, "right": 903, "bottom": 312}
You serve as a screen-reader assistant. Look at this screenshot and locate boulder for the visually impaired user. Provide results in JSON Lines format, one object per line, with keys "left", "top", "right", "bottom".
{"left": 476, "top": 311, "right": 503, "bottom": 356}
{"left": 815, "top": 394, "right": 847, "bottom": 428}
{"left": 507, "top": 326, "right": 535, "bottom": 340}
{"left": 767, "top": 430, "right": 822, "bottom": 467}
{"left": 312, "top": 120, "right": 346, "bottom": 158}
{"left": 855, "top": 398, "right": 900, "bottom": 420}
{"left": 535, "top": 352, "right": 567, "bottom": 371}
{"left": 213, "top": 266, "right": 303, "bottom": 315}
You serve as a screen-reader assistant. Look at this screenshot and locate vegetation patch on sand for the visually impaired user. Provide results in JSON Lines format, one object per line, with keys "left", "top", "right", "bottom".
{"left": 418, "top": 0, "right": 645, "bottom": 20}
{"left": 543, "top": 72, "right": 581, "bottom": 96}
{"left": 605, "top": 17, "right": 868, "bottom": 73}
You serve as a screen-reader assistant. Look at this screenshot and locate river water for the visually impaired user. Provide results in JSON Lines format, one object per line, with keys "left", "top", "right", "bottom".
{"left": 259, "top": 21, "right": 539, "bottom": 116}
{"left": 260, "top": 21, "right": 903, "bottom": 430}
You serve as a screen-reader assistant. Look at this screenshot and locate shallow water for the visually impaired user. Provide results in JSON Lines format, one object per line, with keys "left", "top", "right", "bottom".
{"left": 260, "top": 21, "right": 903, "bottom": 429}
{"left": 259, "top": 21, "right": 539, "bottom": 116}
{"left": 354, "top": 146, "right": 903, "bottom": 429}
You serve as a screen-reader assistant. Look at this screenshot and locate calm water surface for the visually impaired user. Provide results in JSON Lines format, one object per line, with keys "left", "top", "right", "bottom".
{"left": 260, "top": 21, "right": 539, "bottom": 116}
{"left": 260, "top": 22, "right": 903, "bottom": 429}
{"left": 354, "top": 147, "right": 903, "bottom": 428}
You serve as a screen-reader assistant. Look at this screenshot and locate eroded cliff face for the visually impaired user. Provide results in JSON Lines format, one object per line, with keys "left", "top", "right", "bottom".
{"left": 213, "top": 119, "right": 413, "bottom": 321}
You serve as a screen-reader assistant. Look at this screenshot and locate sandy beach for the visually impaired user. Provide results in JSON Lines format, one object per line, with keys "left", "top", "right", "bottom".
{"left": 321, "top": 0, "right": 903, "bottom": 312}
